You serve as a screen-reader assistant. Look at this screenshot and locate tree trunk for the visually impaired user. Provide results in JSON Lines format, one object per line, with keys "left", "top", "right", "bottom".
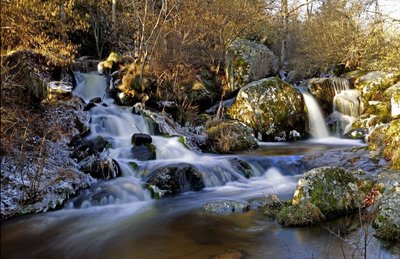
{"left": 280, "top": 0, "right": 289, "bottom": 65}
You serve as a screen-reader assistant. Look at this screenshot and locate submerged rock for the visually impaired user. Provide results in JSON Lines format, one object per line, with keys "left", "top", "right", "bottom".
{"left": 225, "top": 39, "right": 279, "bottom": 92}
{"left": 277, "top": 167, "right": 374, "bottom": 226}
{"left": 145, "top": 163, "right": 205, "bottom": 198}
{"left": 228, "top": 77, "right": 306, "bottom": 141}
{"left": 206, "top": 120, "right": 258, "bottom": 153}
{"left": 202, "top": 200, "right": 250, "bottom": 215}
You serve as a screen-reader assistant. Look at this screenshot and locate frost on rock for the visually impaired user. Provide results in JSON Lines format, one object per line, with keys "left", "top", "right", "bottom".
{"left": 1, "top": 98, "right": 95, "bottom": 220}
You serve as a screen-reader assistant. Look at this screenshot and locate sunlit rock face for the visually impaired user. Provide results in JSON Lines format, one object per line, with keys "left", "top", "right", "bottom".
{"left": 305, "top": 77, "right": 350, "bottom": 116}
{"left": 384, "top": 81, "right": 400, "bottom": 117}
{"left": 225, "top": 39, "right": 279, "bottom": 93}
{"left": 228, "top": 77, "right": 306, "bottom": 141}
{"left": 354, "top": 71, "right": 400, "bottom": 104}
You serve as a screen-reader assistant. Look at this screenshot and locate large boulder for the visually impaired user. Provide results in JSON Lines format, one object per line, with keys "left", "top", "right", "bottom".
{"left": 354, "top": 71, "right": 400, "bottom": 103}
{"left": 206, "top": 120, "right": 258, "bottom": 153}
{"left": 277, "top": 167, "right": 374, "bottom": 226}
{"left": 373, "top": 180, "right": 400, "bottom": 242}
{"left": 225, "top": 39, "right": 279, "bottom": 93}
{"left": 145, "top": 163, "right": 205, "bottom": 198}
{"left": 228, "top": 77, "right": 306, "bottom": 141}
{"left": 306, "top": 77, "right": 351, "bottom": 116}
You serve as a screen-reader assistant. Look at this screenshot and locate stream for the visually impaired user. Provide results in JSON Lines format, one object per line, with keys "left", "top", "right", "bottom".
{"left": 1, "top": 73, "right": 398, "bottom": 259}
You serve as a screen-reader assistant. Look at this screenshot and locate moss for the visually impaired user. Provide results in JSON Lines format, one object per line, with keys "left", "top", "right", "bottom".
{"left": 144, "top": 143, "right": 156, "bottom": 153}
{"left": 128, "top": 161, "right": 138, "bottom": 170}
{"left": 178, "top": 136, "right": 185, "bottom": 145}
{"left": 277, "top": 203, "right": 325, "bottom": 226}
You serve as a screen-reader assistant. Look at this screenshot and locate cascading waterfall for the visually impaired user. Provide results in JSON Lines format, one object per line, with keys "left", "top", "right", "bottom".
{"left": 70, "top": 72, "right": 301, "bottom": 209}
{"left": 302, "top": 92, "right": 330, "bottom": 139}
{"left": 330, "top": 77, "right": 350, "bottom": 95}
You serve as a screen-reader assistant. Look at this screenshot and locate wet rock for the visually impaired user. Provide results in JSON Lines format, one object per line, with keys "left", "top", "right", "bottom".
{"left": 225, "top": 39, "right": 279, "bottom": 92}
{"left": 131, "top": 143, "right": 156, "bottom": 161}
{"left": 285, "top": 70, "right": 303, "bottom": 84}
{"left": 71, "top": 136, "right": 111, "bottom": 162}
{"left": 227, "top": 158, "right": 253, "bottom": 178}
{"left": 306, "top": 77, "right": 350, "bottom": 116}
{"left": 83, "top": 102, "right": 97, "bottom": 111}
{"left": 228, "top": 77, "right": 306, "bottom": 141}
{"left": 260, "top": 194, "right": 285, "bottom": 218}
{"left": 277, "top": 167, "right": 374, "bottom": 226}
{"left": 333, "top": 89, "right": 363, "bottom": 117}
{"left": 89, "top": 97, "right": 102, "bottom": 103}
{"left": 131, "top": 133, "right": 152, "bottom": 146}
{"left": 79, "top": 156, "right": 121, "bottom": 179}
{"left": 373, "top": 179, "right": 400, "bottom": 242}
{"left": 342, "top": 128, "right": 368, "bottom": 140}
{"left": 47, "top": 81, "right": 73, "bottom": 101}
{"left": 300, "top": 147, "right": 387, "bottom": 174}
{"left": 146, "top": 163, "right": 204, "bottom": 198}
{"left": 202, "top": 200, "right": 250, "bottom": 215}
{"left": 277, "top": 202, "right": 325, "bottom": 226}
{"left": 206, "top": 120, "right": 258, "bottom": 153}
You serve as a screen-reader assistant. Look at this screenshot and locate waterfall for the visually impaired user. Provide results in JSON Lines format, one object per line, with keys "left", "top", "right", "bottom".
{"left": 302, "top": 92, "right": 330, "bottom": 139}
{"left": 330, "top": 77, "right": 350, "bottom": 95}
{"left": 73, "top": 72, "right": 107, "bottom": 102}
{"left": 333, "top": 89, "right": 363, "bottom": 117}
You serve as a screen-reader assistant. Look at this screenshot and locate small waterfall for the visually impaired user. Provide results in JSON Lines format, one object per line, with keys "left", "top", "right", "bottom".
{"left": 333, "top": 89, "right": 363, "bottom": 117}
{"left": 302, "top": 92, "right": 330, "bottom": 139}
{"left": 330, "top": 77, "right": 350, "bottom": 95}
{"left": 73, "top": 72, "right": 107, "bottom": 102}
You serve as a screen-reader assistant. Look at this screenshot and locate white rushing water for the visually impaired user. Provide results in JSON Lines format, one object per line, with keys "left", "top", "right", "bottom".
{"left": 302, "top": 92, "right": 330, "bottom": 139}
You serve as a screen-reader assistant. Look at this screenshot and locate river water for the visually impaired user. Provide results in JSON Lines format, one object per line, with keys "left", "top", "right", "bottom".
{"left": 1, "top": 73, "right": 398, "bottom": 259}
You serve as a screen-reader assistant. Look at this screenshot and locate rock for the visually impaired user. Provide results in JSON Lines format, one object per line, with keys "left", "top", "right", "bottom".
{"left": 341, "top": 70, "right": 369, "bottom": 87}
{"left": 83, "top": 102, "right": 97, "bottom": 111}
{"left": 97, "top": 52, "right": 121, "bottom": 75}
{"left": 373, "top": 180, "right": 400, "bottom": 242}
{"left": 204, "top": 98, "right": 235, "bottom": 115}
{"left": 326, "top": 111, "right": 356, "bottom": 136}
{"left": 206, "top": 120, "right": 258, "bottom": 153}
{"left": 382, "top": 119, "right": 400, "bottom": 170}
{"left": 306, "top": 77, "right": 351, "bottom": 116}
{"left": 47, "top": 81, "right": 73, "bottom": 101}
{"left": 285, "top": 70, "right": 303, "bottom": 84}
{"left": 342, "top": 128, "right": 368, "bottom": 140}
{"left": 228, "top": 77, "right": 306, "bottom": 141}
{"left": 131, "top": 143, "right": 156, "bottom": 161}
{"left": 209, "top": 249, "right": 244, "bottom": 259}
{"left": 71, "top": 136, "right": 111, "bottom": 162}
{"left": 260, "top": 194, "right": 285, "bottom": 218}
{"left": 202, "top": 200, "right": 250, "bottom": 215}
{"left": 277, "top": 202, "right": 325, "bottom": 226}
{"left": 145, "top": 163, "right": 204, "bottom": 198}
{"left": 354, "top": 71, "right": 400, "bottom": 103}
{"left": 280, "top": 167, "right": 373, "bottom": 225}
{"left": 227, "top": 158, "right": 253, "bottom": 178}
{"left": 187, "top": 69, "right": 220, "bottom": 111}
{"left": 131, "top": 133, "right": 152, "bottom": 146}
{"left": 79, "top": 156, "right": 121, "bottom": 179}
{"left": 4, "top": 51, "right": 49, "bottom": 102}
{"left": 384, "top": 82, "right": 400, "bottom": 117}
{"left": 300, "top": 147, "right": 388, "bottom": 174}
{"left": 225, "top": 39, "right": 279, "bottom": 92}
{"left": 89, "top": 97, "right": 102, "bottom": 103}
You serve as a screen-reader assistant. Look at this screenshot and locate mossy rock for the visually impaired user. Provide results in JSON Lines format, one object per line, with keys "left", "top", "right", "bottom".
{"left": 383, "top": 119, "right": 400, "bottom": 169}
{"left": 354, "top": 71, "right": 400, "bottom": 103}
{"left": 373, "top": 181, "right": 400, "bottom": 242}
{"left": 290, "top": 167, "right": 371, "bottom": 220}
{"left": 206, "top": 120, "right": 258, "bottom": 153}
{"left": 277, "top": 203, "right": 325, "bottom": 226}
{"left": 228, "top": 77, "right": 306, "bottom": 141}
{"left": 225, "top": 39, "right": 279, "bottom": 93}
